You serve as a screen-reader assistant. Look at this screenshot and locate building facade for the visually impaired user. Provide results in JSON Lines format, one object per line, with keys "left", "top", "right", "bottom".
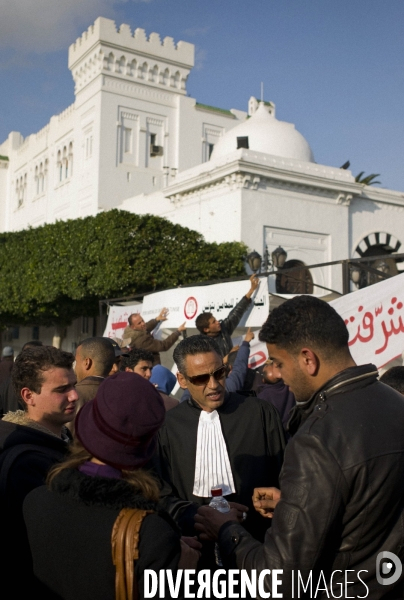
{"left": 1, "top": 17, "right": 404, "bottom": 351}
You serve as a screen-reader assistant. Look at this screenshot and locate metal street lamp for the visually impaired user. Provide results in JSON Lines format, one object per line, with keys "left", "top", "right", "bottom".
{"left": 247, "top": 246, "right": 287, "bottom": 273}
{"left": 271, "top": 246, "right": 288, "bottom": 269}
{"left": 246, "top": 250, "right": 262, "bottom": 273}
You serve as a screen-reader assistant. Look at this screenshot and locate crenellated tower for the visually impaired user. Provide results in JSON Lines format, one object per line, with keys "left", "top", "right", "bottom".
{"left": 68, "top": 17, "right": 194, "bottom": 96}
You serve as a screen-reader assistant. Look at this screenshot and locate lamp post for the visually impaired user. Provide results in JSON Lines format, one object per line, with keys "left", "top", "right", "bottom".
{"left": 246, "top": 250, "right": 262, "bottom": 273}
{"left": 271, "top": 246, "right": 288, "bottom": 269}
{"left": 246, "top": 246, "right": 287, "bottom": 274}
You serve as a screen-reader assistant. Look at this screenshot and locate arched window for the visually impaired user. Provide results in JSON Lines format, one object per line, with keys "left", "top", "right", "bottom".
{"left": 62, "top": 146, "right": 68, "bottom": 179}
{"left": 353, "top": 233, "right": 402, "bottom": 288}
{"left": 107, "top": 52, "right": 114, "bottom": 71}
{"left": 16, "top": 175, "right": 26, "bottom": 207}
{"left": 161, "top": 68, "right": 169, "bottom": 85}
{"left": 68, "top": 142, "right": 73, "bottom": 177}
{"left": 139, "top": 62, "right": 148, "bottom": 79}
{"left": 35, "top": 166, "right": 39, "bottom": 195}
{"left": 276, "top": 260, "right": 314, "bottom": 294}
{"left": 150, "top": 65, "right": 158, "bottom": 82}
{"left": 39, "top": 162, "right": 44, "bottom": 193}
{"left": 57, "top": 150, "right": 62, "bottom": 182}
{"left": 44, "top": 159, "right": 48, "bottom": 191}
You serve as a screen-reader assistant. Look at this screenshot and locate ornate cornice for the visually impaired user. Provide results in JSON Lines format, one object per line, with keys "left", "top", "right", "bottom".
{"left": 102, "top": 77, "right": 177, "bottom": 106}
{"left": 165, "top": 155, "right": 359, "bottom": 206}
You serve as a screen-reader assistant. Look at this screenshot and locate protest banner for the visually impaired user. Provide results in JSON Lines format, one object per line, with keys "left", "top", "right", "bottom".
{"left": 141, "top": 278, "right": 270, "bottom": 329}
{"left": 103, "top": 304, "right": 142, "bottom": 339}
{"left": 330, "top": 272, "right": 404, "bottom": 368}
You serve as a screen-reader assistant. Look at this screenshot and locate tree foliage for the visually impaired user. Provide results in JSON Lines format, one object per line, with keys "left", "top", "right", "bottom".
{"left": 0, "top": 210, "right": 247, "bottom": 326}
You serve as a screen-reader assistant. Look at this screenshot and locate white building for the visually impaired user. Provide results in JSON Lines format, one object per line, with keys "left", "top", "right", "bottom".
{"left": 1, "top": 17, "right": 404, "bottom": 350}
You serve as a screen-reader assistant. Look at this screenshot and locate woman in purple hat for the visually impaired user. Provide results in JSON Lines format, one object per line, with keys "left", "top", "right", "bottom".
{"left": 23, "top": 372, "right": 200, "bottom": 600}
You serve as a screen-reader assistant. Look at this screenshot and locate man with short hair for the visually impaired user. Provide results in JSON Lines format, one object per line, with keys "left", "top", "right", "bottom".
{"left": 195, "top": 274, "right": 260, "bottom": 357}
{"left": 157, "top": 335, "right": 285, "bottom": 568}
{"left": 195, "top": 296, "right": 404, "bottom": 598}
{"left": 122, "top": 308, "right": 186, "bottom": 366}
{"left": 0, "top": 346, "right": 78, "bottom": 594}
{"left": 74, "top": 337, "right": 116, "bottom": 412}
{"left": 120, "top": 348, "right": 154, "bottom": 380}
{"left": 0, "top": 341, "right": 44, "bottom": 416}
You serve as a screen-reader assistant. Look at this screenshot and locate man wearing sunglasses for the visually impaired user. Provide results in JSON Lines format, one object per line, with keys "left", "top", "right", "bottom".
{"left": 156, "top": 335, "right": 285, "bottom": 567}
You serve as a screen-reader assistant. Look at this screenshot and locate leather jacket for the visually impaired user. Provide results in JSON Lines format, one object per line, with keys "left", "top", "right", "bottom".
{"left": 206, "top": 296, "right": 251, "bottom": 357}
{"left": 219, "top": 364, "right": 404, "bottom": 599}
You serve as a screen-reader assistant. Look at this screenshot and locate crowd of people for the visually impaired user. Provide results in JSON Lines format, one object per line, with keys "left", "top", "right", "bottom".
{"left": 0, "top": 280, "right": 404, "bottom": 599}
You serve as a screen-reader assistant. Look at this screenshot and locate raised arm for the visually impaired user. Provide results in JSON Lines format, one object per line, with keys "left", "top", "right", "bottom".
{"left": 221, "top": 275, "right": 260, "bottom": 336}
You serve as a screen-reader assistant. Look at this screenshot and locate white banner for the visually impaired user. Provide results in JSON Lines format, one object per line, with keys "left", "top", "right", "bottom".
{"left": 103, "top": 304, "right": 142, "bottom": 339}
{"left": 141, "top": 278, "right": 270, "bottom": 329}
{"left": 330, "top": 272, "right": 404, "bottom": 368}
{"left": 232, "top": 333, "right": 268, "bottom": 369}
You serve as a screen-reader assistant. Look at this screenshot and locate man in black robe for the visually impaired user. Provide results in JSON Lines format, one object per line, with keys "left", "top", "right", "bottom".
{"left": 156, "top": 336, "right": 285, "bottom": 550}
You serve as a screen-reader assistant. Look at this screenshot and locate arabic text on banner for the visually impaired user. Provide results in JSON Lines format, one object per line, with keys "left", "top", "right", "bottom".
{"left": 141, "top": 278, "right": 269, "bottom": 329}
{"left": 103, "top": 304, "right": 142, "bottom": 339}
{"left": 330, "top": 272, "right": 404, "bottom": 369}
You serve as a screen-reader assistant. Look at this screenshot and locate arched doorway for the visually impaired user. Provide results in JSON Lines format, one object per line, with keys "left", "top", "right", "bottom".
{"left": 276, "top": 260, "right": 314, "bottom": 294}
{"left": 353, "top": 233, "right": 401, "bottom": 289}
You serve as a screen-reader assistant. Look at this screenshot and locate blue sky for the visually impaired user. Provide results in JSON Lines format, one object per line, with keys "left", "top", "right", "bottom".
{"left": 1, "top": 0, "right": 403, "bottom": 190}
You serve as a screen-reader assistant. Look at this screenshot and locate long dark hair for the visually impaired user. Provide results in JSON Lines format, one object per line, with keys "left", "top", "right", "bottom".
{"left": 47, "top": 439, "right": 160, "bottom": 502}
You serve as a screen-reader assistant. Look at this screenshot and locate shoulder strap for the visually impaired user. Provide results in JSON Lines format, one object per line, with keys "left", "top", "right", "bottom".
{"left": 111, "top": 507, "right": 154, "bottom": 600}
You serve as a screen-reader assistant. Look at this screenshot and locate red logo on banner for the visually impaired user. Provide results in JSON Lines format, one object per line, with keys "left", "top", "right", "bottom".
{"left": 249, "top": 351, "right": 267, "bottom": 369}
{"left": 184, "top": 297, "right": 198, "bottom": 320}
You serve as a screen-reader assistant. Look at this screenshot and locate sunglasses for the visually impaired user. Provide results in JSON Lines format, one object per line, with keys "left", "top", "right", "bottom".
{"left": 185, "top": 365, "right": 227, "bottom": 386}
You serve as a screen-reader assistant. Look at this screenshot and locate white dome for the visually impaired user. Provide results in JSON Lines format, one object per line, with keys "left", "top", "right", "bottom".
{"left": 211, "top": 102, "right": 314, "bottom": 163}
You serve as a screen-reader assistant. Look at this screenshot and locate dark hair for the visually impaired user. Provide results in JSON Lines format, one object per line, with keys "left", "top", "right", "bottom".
{"left": 48, "top": 440, "right": 160, "bottom": 502}
{"left": 128, "top": 313, "right": 140, "bottom": 326}
{"left": 173, "top": 335, "right": 221, "bottom": 374}
{"left": 195, "top": 312, "right": 213, "bottom": 334}
{"left": 22, "top": 340, "right": 43, "bottom": 350}
{"left": 259, "top": 295, "right": 349, "bottom": 360}
{"left": 78, "top": 337, "right": 115, "bottom": 377}
{"left": 12, "top": 346, "right": 74, "bottom": 397}
{"left": 380, "top": 367, "right": 404, "bottom": 394}
{"left": 120, "top": 348, "right": 154, "bottom": 371}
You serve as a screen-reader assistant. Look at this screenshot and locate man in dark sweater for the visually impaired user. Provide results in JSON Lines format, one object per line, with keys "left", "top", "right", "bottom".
{"left": 0, "top": 346, "right": 77, "bottom": 595}
{"left": 195, "top": 274, "right": 260, "bottom": 357}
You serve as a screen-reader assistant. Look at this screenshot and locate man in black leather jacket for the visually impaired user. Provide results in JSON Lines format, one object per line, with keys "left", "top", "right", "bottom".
{"left": 195, "top": 295, "right": 404, "bottom": 599}
{"left": 195, "top": 274, "right": 260, "bottom": 357}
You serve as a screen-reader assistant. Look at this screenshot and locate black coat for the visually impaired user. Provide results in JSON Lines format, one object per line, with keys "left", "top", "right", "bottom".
{"left": 0, "top": 418, "right": 70, "bottom": 596}
{"left": 23, "top": 468, "right": 182, "bottom": 600}
{"left": 219, "top": 364, "right": 404, "bottom": 599}
{"left": 157, "top": 392, "right": 285, "bottom": 541}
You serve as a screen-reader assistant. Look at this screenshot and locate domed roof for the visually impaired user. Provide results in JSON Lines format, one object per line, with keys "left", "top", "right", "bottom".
{"left": 211, "top": 102, "right": 314, "bottom": 163}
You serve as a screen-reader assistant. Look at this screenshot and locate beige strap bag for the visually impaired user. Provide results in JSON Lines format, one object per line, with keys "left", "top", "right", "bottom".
{"left": 112, "top": 508, "right": 154, "bottom": 600}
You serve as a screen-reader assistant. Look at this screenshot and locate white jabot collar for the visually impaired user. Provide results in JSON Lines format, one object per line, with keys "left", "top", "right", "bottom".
{"left": 192, "top": 409, "right": 235, "bottom": 498}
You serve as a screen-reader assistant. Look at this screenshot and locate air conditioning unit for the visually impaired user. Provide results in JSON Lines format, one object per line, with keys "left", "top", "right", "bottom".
{"left": 150, "top": 145, "right": 164, "bottom": 157}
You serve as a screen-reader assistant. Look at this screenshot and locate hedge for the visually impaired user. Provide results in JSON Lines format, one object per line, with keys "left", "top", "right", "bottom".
{"left": 0, "top": 210, "right": 247, "bottom": 326}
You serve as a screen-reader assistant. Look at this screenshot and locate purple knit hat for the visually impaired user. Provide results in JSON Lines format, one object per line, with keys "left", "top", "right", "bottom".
{"left": 75, "top": 371, "right": 165, "bottom": 470}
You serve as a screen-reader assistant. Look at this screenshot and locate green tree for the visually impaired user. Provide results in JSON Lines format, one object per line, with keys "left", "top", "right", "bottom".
{"left": 0, "top": 210, "right": 247, "bottom": 327}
